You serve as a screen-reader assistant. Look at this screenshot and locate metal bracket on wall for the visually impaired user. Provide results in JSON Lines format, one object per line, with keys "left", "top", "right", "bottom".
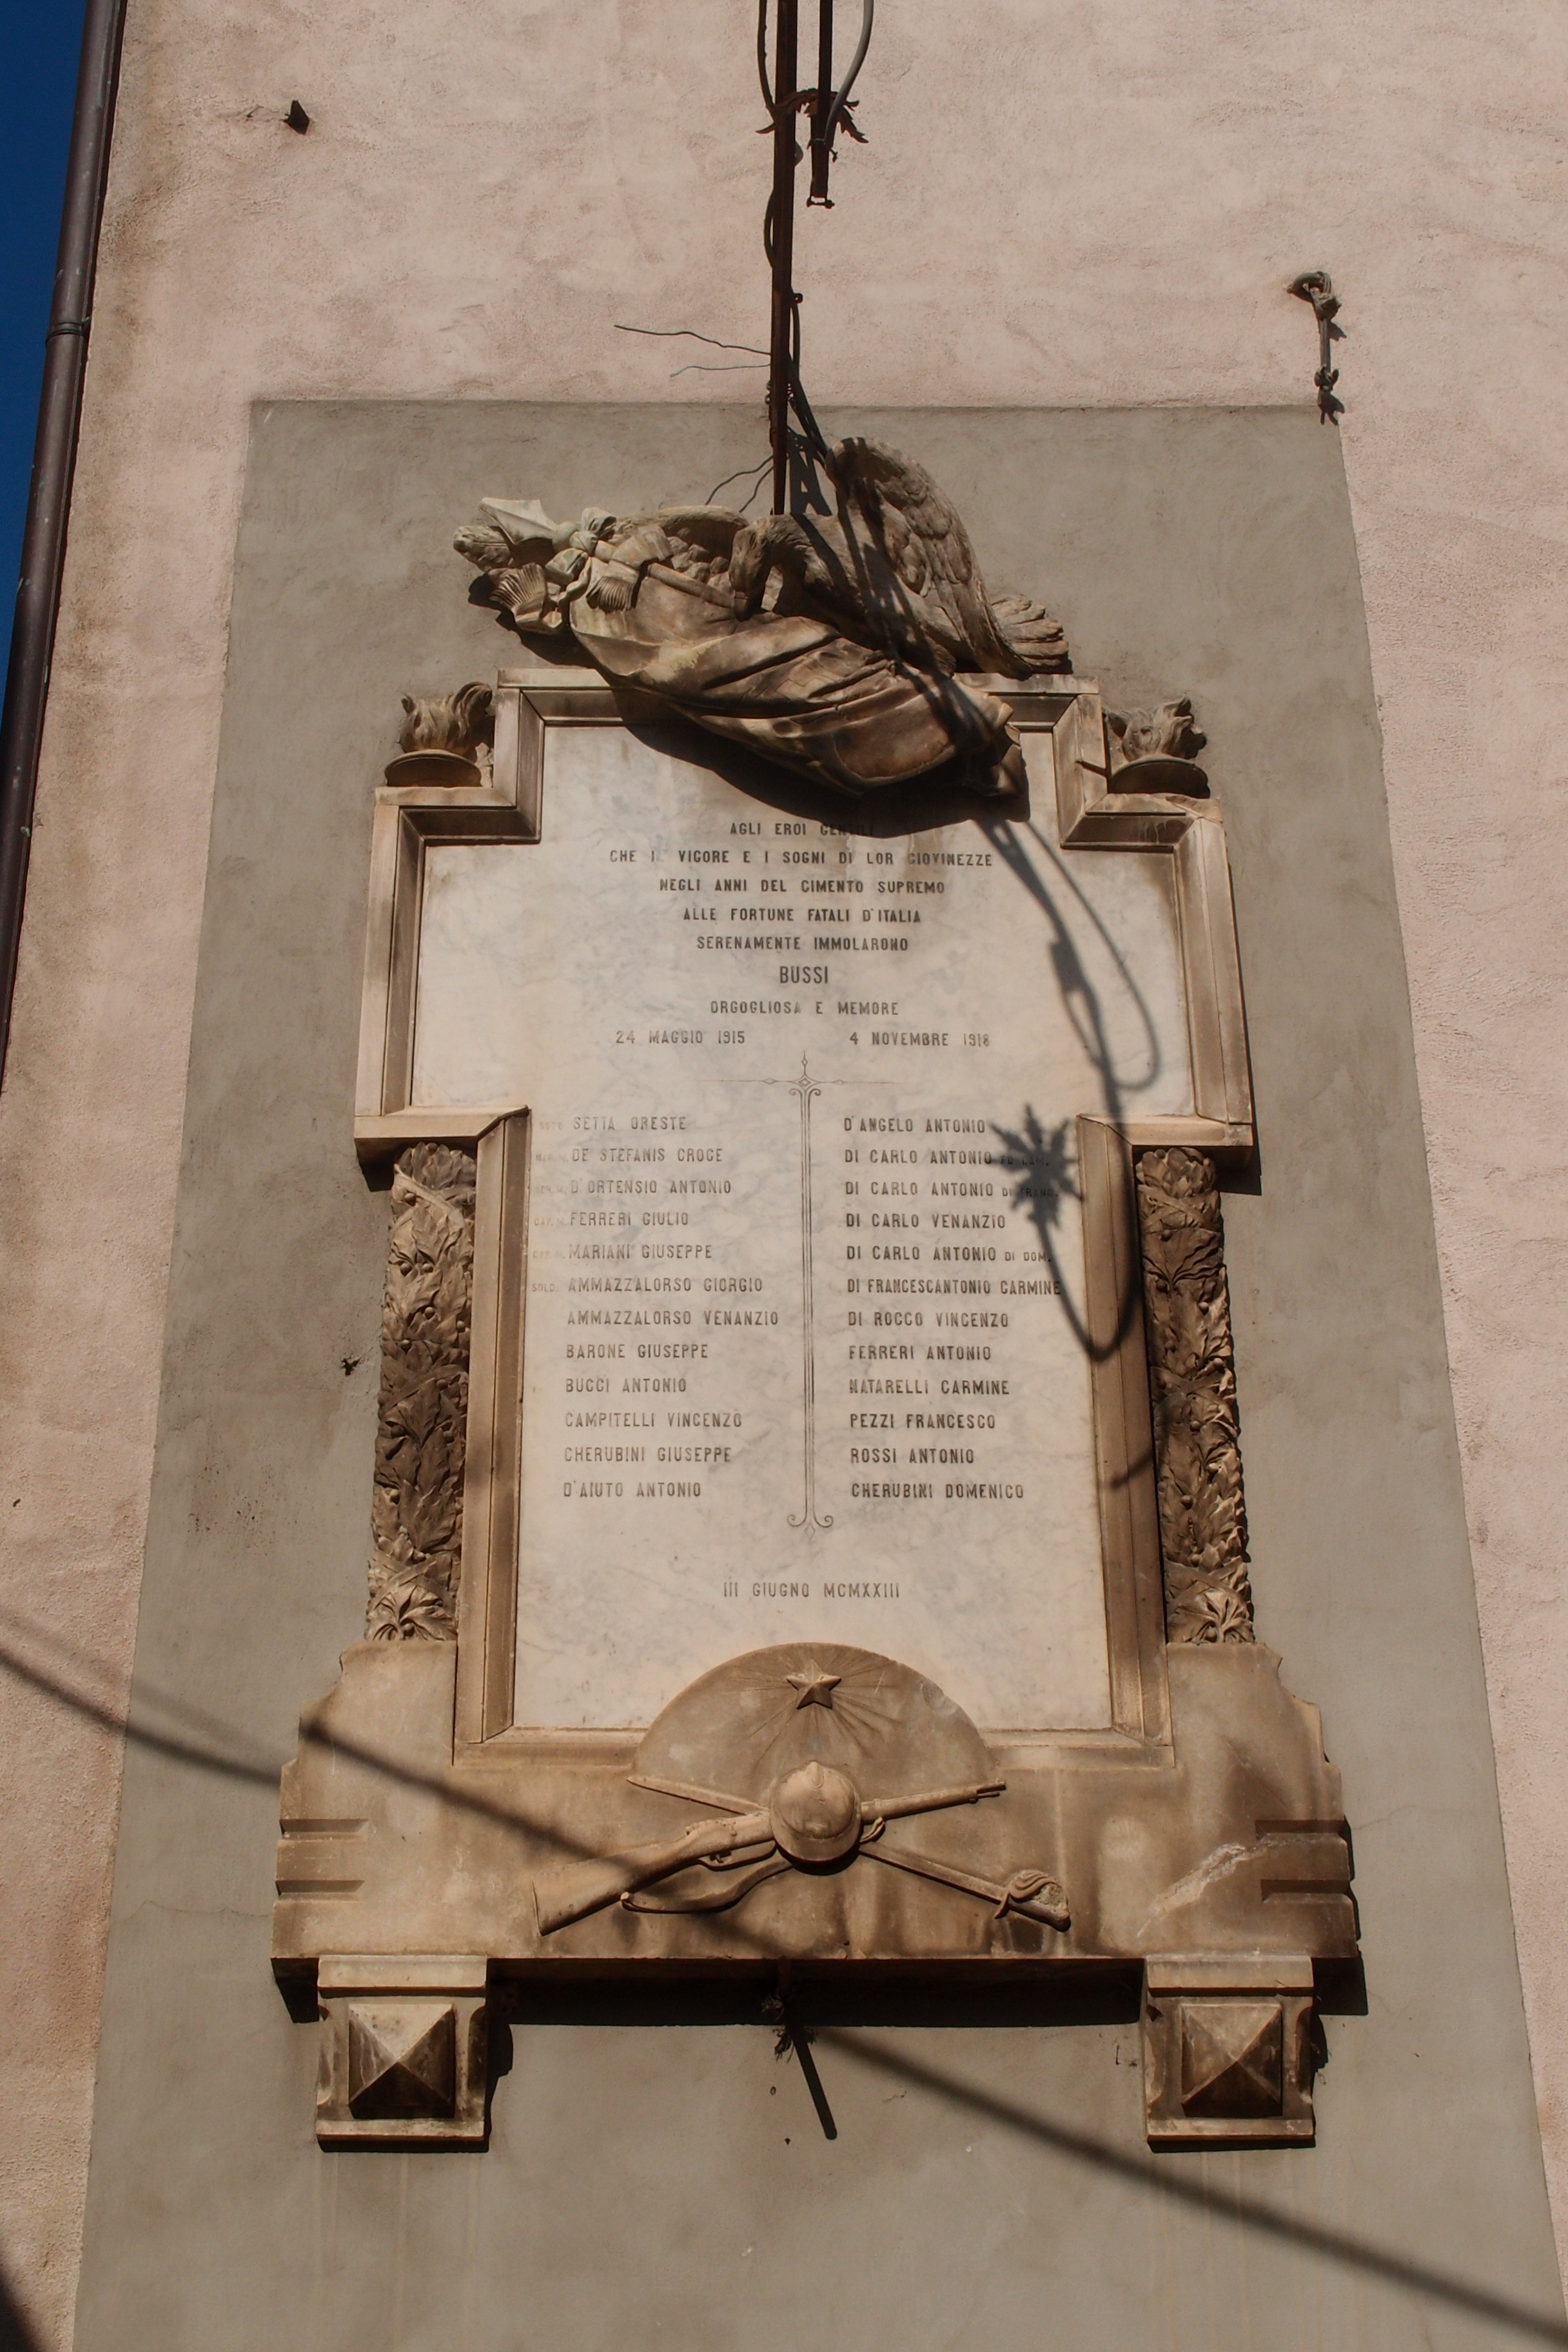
{"left": 1289, "top": 271, "right": 1344, "bottom": 424}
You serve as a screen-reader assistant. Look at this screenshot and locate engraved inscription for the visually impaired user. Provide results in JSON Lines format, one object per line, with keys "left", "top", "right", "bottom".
{"left": 411, "top": 727, "right": 1194, "bottom": 1727}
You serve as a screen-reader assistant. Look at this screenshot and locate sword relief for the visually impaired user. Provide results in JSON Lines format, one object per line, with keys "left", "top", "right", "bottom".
{"left": 527, "top": 1643, "right": 1070, "bottom": 1939}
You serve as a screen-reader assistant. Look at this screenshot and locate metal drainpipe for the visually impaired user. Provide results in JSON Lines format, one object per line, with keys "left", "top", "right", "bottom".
{"left": 0, "top": 0, "right": 130, "bottom": 1088}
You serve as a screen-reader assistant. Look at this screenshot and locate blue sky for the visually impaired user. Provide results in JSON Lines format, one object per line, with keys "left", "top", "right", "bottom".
{"left": 0, "top": 0, "right": 89, "bottom": 626}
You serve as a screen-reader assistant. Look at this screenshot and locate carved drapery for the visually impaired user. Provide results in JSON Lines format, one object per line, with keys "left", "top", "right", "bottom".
{"left": 451, "top": 440, "right": 1071, "bottom": 802}
{"left": 1134, "top": 1146, "right": 1255, "bottom": 1644}
{"left": 366, "top": 1144, "right": 477, "bottom": 1642}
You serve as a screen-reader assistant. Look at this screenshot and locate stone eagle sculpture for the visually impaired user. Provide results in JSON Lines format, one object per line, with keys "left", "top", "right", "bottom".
{"left": 454, "top": 437, "right": 1070, "bottom": 800}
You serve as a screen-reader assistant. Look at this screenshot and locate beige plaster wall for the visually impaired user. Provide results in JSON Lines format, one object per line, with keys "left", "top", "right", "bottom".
{"left": 2, "top": 1, "right": 1565, "bottom": 2341}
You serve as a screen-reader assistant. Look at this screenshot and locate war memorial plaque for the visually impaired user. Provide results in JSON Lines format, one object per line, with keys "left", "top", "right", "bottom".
{"left": 411, "top": 721, "right": 1189, "bottom": 1733}
{"left": 35, "top": 0, "right": 1568, "bottom": 2314}
{"left": 276, "top": 441, "right": 1358, "bottom": 2154}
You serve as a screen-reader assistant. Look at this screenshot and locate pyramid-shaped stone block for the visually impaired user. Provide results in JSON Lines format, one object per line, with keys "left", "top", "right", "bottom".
{"left": 1179, "top": 1999, "right": 1283, "bottom": 2119}
{"left": 347, "top": 2001, "right": 458, "bottom": 2121}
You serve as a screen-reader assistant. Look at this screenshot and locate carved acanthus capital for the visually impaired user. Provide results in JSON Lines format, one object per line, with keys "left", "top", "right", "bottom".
{"left": 1135, "top": 1146, "right": 1255, "bottom": 1644}
{"left": 366, "top": 1143, "right": 477, "bottom": 1642}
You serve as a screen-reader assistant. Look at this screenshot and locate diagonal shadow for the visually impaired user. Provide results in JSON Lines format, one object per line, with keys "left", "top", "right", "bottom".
{"left": 821, "top": 2032, "right": 1568, "bottom": 2345}
{"left": 0, "top": 1623, "right": 574, "bottom": 1844}
{"left": 5, "top": 1615, "right": 1563, "bottom": 2341}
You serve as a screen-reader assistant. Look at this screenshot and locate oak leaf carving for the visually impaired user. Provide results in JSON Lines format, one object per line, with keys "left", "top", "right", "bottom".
{"left": 366, "top": 1143, "right": 477, "bottom": 1643}
{"left": 1135, "top": 1147, "right": 1255, "bottom": 1645}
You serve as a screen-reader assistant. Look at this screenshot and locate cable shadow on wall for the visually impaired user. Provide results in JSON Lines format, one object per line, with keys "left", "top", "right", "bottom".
{"left": 614, "top": 722, "right": 1170, "bottom": 1375}
{"left": 0, "top": 1615, "right": 1561, "bottom": 2344}
{"left": 983, "top": 813, "right": 1165, "bottom": 1367}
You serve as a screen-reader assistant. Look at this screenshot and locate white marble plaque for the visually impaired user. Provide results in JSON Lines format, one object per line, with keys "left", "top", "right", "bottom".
{"left": 411, "top": 725, "right": 1192, "bottom": 1730}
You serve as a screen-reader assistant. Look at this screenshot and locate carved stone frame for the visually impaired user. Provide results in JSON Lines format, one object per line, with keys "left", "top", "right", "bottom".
{"left": 276, "top": 670, "right": 1355, "bottom": 2151}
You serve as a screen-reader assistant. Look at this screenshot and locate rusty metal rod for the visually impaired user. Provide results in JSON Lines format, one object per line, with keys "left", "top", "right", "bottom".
{"left": 808, "top": 0, "right": 834, "bottom": 204}
{"left": 768, "top": 0, "right": 799, "bottom": 512}
{"left": 823, "top": 0, "right": 873, "bottom": 156}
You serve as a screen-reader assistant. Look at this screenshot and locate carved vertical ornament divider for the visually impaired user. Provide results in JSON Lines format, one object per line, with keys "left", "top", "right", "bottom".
{"left": 366, "top": 1143, "right": 477, "bottom": 1643}
{"left": 1133, "top": 1146, "right": 1255, "bottom": 1644}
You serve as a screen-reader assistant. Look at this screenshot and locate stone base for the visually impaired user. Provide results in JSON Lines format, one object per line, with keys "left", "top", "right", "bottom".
{"left": 1142, "top": 1955, "right": 1316, "bottom": 2148}
{"left": 315, "top": 1955, "right": 489, "bottom": 2148}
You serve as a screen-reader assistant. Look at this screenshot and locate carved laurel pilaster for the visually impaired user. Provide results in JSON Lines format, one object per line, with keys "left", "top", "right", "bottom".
{"left": 1133, "top": 1146, "right": 1255, "bottom": 1644}
{"left": 366, "top": 1144, "right": 477, "bottom": 1642}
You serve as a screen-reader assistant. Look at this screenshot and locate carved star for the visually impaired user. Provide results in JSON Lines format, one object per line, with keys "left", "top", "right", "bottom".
{"left": 786, "top": 1664, "right": 841, "bottom": 1710}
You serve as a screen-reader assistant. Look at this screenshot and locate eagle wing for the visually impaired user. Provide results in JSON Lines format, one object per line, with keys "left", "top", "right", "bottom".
{"left": 828, "top": 438, "right": 1044, "bottom": 679}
